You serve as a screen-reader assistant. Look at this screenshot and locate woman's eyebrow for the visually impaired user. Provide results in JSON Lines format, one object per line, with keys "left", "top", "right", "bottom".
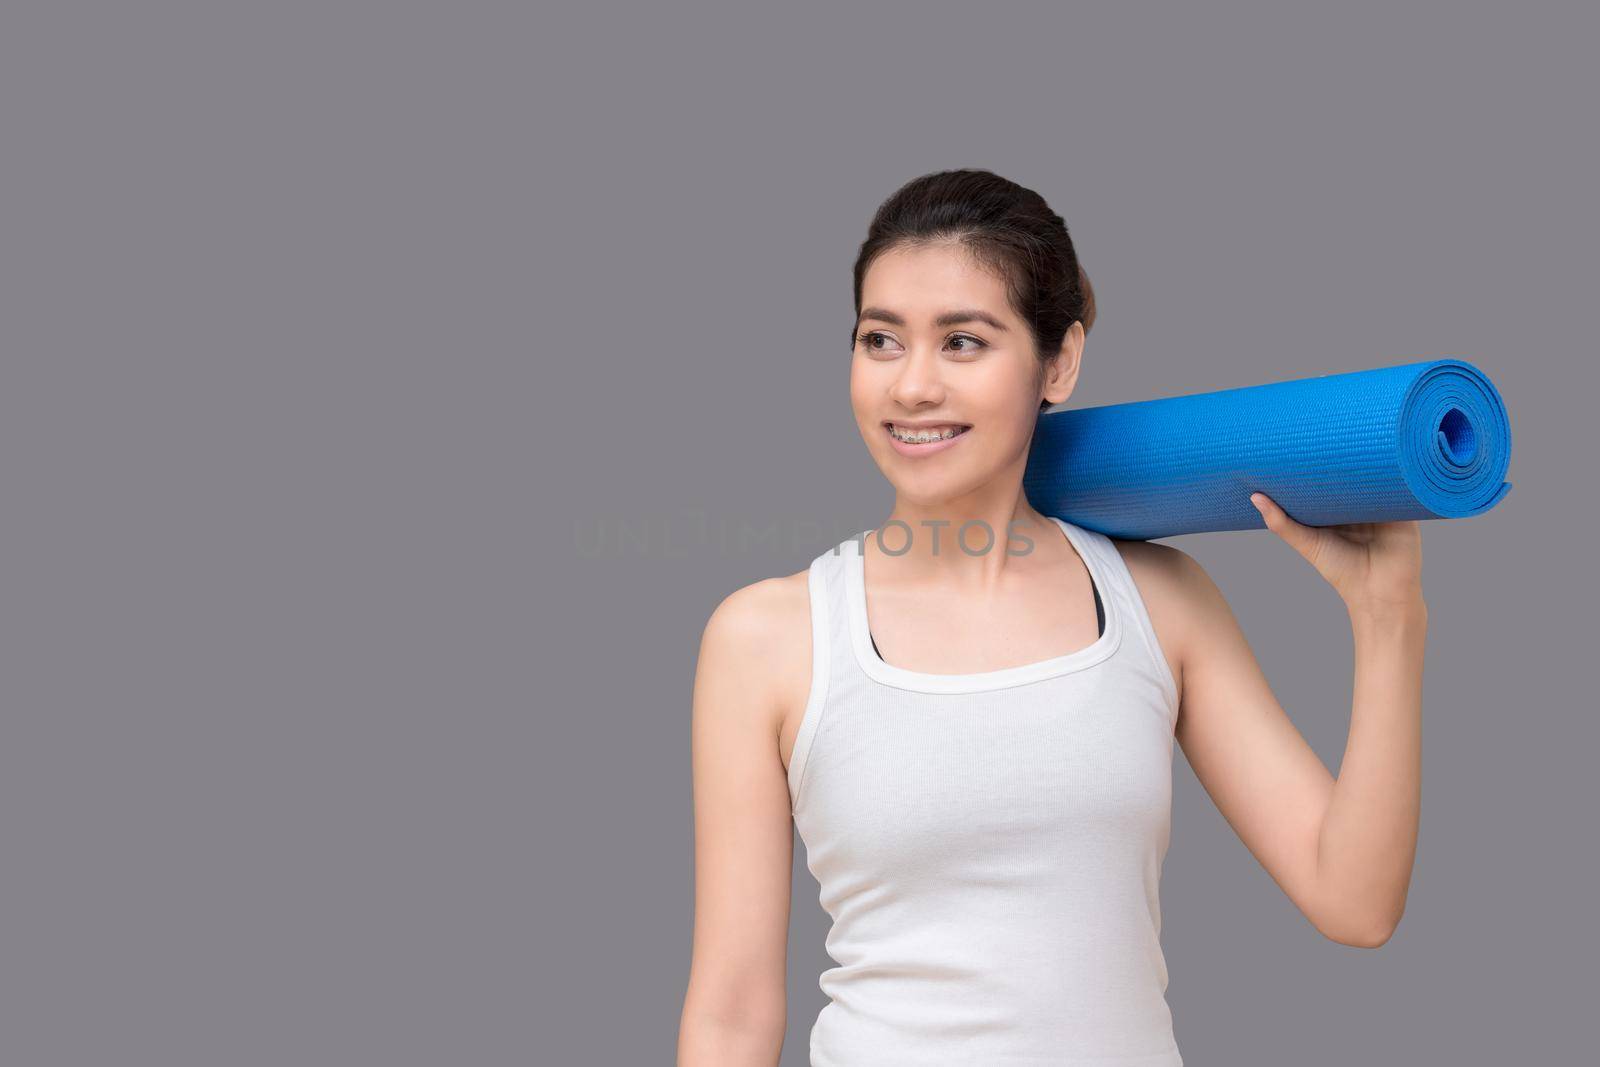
{"left": 858, "top": 307, "right": 1009, "bottom": 331}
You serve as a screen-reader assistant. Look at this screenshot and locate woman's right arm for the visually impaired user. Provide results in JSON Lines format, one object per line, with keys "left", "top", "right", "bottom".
{"left": 678, "top": 575, "right": 809, "bottom": 1066}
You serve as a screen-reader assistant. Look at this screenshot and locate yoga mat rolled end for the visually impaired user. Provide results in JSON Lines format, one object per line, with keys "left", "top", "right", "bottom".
{"left": 1398, "top": 358, "right": 1513, "bottom": 519}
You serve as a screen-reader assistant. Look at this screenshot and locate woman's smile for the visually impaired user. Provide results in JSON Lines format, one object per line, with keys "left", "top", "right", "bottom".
{"left": 883, "top": 421, "right": 972, "bottom": 456}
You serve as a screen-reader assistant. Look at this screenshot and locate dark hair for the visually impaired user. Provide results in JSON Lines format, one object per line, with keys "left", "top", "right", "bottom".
{"left": 851, "top": 169, "right": 1096, "bottom": 411}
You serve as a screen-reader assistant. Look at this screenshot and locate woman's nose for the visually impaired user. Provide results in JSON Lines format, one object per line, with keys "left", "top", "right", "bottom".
{"left": 888, "top": 348, "right": 947, "bottom": 407}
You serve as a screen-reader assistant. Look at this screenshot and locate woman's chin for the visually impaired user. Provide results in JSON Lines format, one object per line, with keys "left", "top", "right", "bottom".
{"left": 882, "top": 468, "right": 984, "bottom": 505}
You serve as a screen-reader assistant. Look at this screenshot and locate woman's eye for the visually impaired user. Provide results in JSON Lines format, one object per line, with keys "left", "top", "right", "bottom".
{"left": 855, "top": 331, "right": 986, "bottom": 354}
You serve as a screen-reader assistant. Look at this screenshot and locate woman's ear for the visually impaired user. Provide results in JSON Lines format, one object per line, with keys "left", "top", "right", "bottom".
{"left": 1039, "top": 321, "right": 1084, "bottom": 407}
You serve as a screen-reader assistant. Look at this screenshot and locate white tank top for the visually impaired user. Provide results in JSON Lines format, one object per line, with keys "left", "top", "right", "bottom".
{"left": 787, "top": 516, "right": 1183, "bottom": 1065}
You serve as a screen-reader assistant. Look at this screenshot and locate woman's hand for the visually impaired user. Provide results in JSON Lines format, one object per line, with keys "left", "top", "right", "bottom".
{"left": 1249, "top": 492, "right": 1425, "bottom": 615}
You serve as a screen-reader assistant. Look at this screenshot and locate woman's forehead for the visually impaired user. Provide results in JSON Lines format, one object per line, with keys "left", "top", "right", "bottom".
{"left": 861, "top": 250, "right": 1013, "bottom": 324}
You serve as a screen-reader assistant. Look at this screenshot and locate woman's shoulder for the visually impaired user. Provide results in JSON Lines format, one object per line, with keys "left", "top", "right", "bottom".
{"left": 1106, "top": 535, "right": 1193, "bottom": 590}
{"left": 697, "top": 566, "right": 816, "bottom": 727}
{"left": 1108, "top": 536, "right": 1229, "bottom": 626}
{"left": 704, "top": 566, "right": 812, "bottom": 639}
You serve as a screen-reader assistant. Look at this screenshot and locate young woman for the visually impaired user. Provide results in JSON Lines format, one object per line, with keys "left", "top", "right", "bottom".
{"left": 678, "top": 170, "right": 1426, "bottom": 1066}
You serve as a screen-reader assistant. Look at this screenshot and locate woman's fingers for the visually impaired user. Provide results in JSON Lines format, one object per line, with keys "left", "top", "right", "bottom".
{"left": 1250, "top": 492, "right": 1321, "bottom": 561}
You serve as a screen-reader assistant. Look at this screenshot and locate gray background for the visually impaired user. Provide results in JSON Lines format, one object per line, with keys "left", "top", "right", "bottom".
{"left": 2, "top": 2, "right": 1593, "bottom": 1064}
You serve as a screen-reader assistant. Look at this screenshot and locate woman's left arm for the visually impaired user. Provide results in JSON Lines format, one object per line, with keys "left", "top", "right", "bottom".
{"left": 1249, "top": 491, "right": 1427, "bottom": 946}
{"left": 1130, "top": 495, "right": 1427, "bottom": 949}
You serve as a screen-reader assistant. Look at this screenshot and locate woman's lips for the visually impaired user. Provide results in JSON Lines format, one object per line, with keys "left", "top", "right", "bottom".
{"left": 883, "top": 423, "right": 971, "bottom": 457}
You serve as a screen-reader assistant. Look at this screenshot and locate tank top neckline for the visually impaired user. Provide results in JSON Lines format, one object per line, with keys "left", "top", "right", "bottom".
{"left": 843, "top": 515, "right": 1125, "bottom": 695}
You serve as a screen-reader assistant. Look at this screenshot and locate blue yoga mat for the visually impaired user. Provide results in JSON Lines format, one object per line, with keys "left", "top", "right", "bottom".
{"left": 1022, "top": 358, "right": 1513, "bottom": 541}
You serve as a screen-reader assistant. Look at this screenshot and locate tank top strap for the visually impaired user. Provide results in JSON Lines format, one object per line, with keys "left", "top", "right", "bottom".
{"left": 786, "top": 535, "right": 862, "bottom": 812}
{"left": 1068, "top": 522, "right": 1181, "bottom": 726}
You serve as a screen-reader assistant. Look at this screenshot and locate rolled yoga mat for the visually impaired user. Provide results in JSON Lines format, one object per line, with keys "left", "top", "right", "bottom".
{"left": 1023, "top": 357, "right": 1513, "bottom": 542}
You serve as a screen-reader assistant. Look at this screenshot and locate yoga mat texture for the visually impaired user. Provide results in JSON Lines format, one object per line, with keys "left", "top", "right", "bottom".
{"left": 1023, "top": 358, "right": 1512, "bottom": 541}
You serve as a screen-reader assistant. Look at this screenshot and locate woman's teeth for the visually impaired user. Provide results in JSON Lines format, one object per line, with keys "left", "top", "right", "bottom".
{"left": 887, "top": 424, "right": 970, "bottom": 444}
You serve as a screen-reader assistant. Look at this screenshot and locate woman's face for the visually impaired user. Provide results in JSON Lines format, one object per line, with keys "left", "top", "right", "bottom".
{"left": 849, "top": 242, "right": 1079, "bottom": 503}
